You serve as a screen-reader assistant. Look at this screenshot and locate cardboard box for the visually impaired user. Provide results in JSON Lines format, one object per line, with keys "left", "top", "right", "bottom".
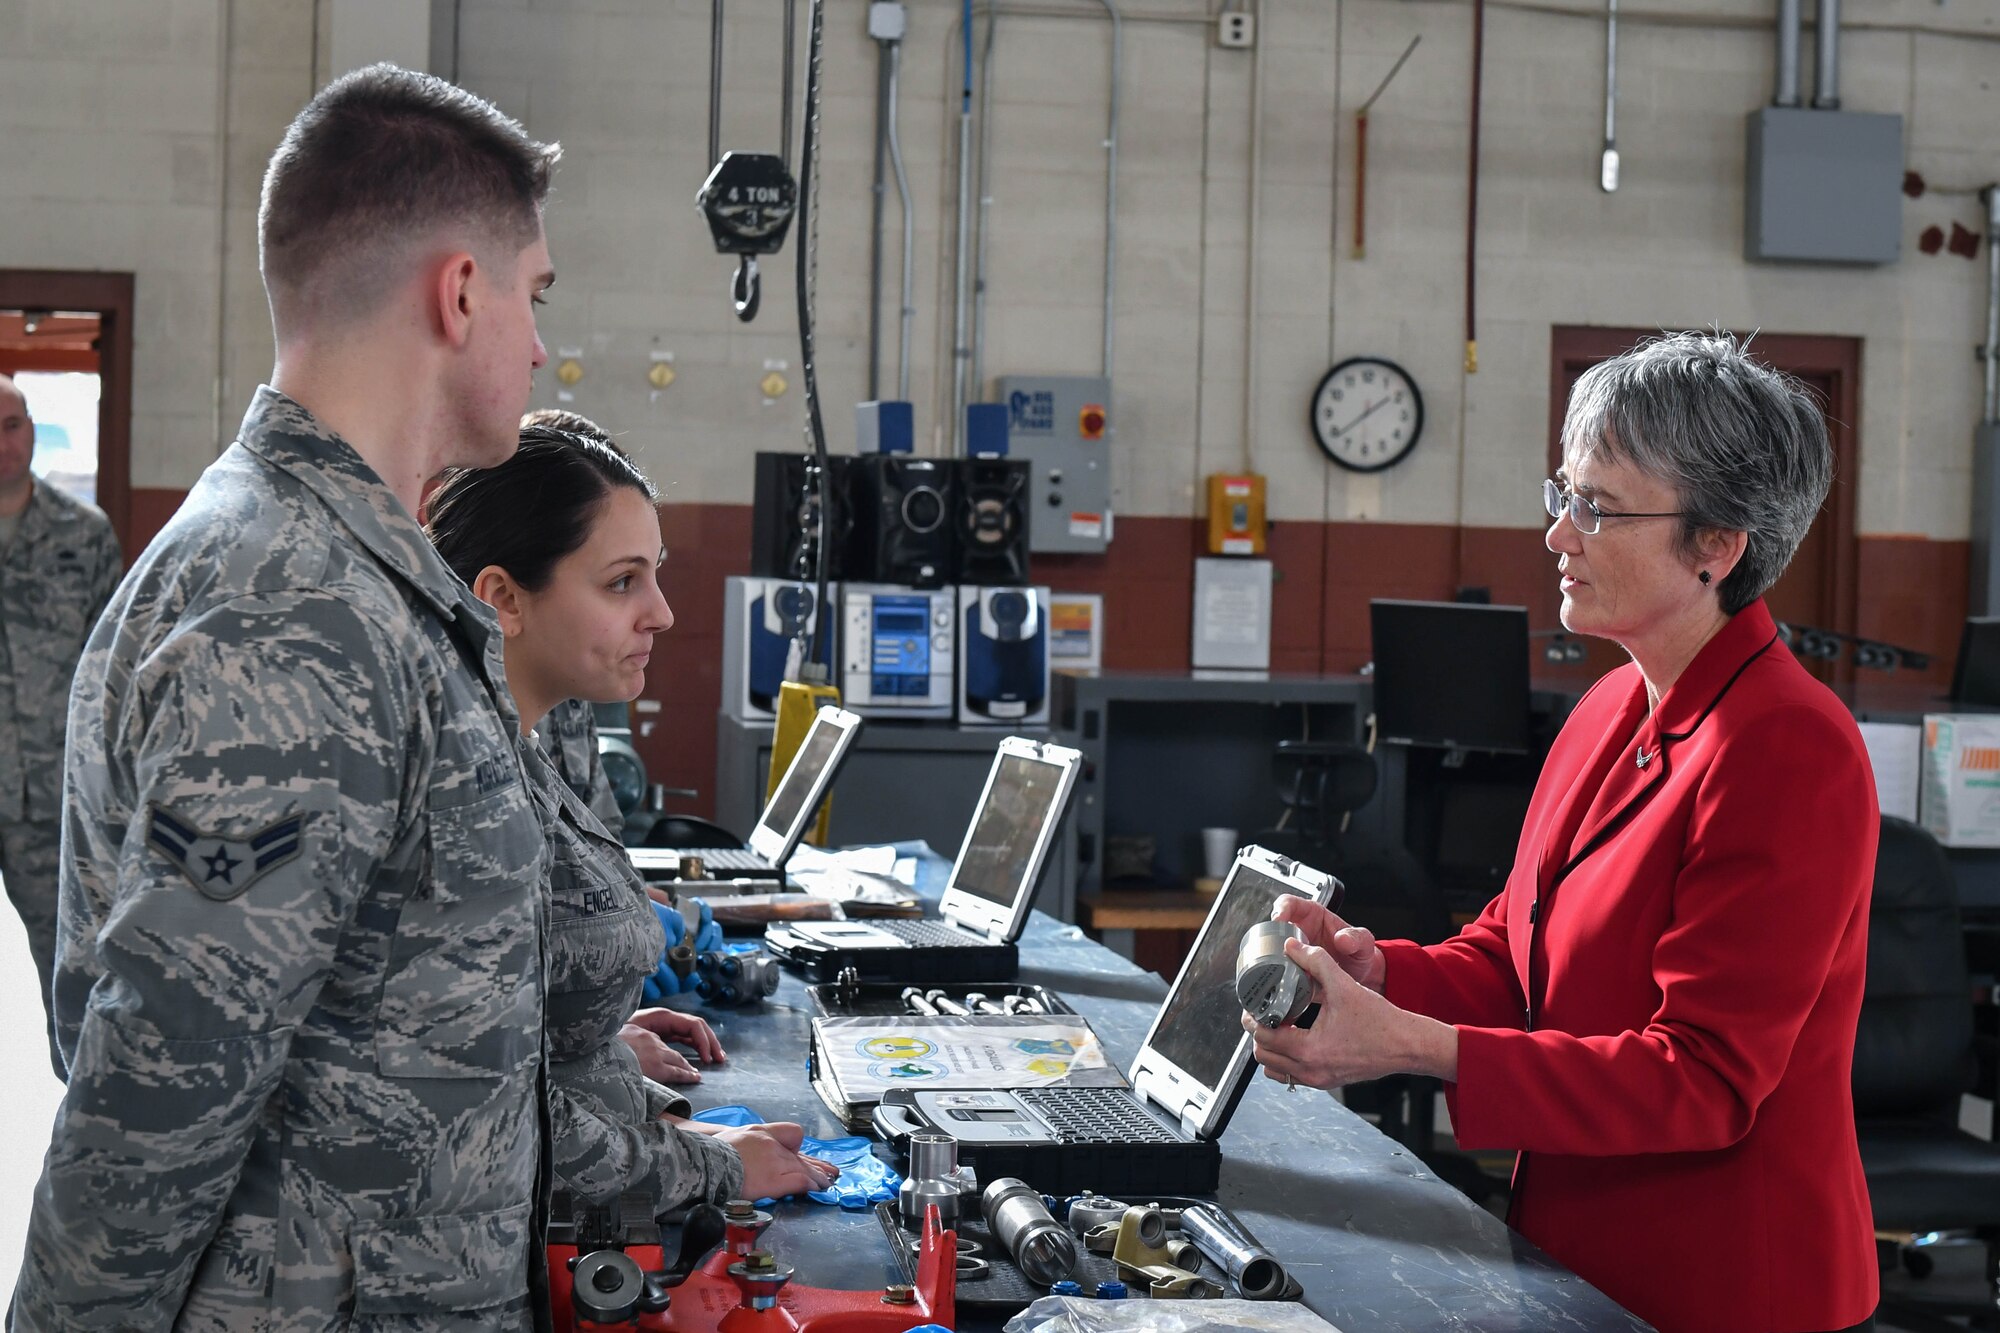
{"left": 1920, "top": 714, "right": 2000, "bottom": 847}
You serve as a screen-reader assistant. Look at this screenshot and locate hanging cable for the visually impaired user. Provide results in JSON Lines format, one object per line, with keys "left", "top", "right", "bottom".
{"left": 796, "top": 0, "right": 834, "bottom": 661}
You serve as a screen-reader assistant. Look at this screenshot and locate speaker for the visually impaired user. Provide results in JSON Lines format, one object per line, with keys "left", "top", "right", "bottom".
{"left": 958, "top": 585, "right": 1050, "bottom": 726}
{"left": 851, "top": 455, "right": 956, "bottom": 588}
{"left": 750, "top": 452, "right": 853, "bottom": 582}
{"left": 954, "top": 457, "right": 1031, "bottom": 586}
{"left": 721, "top": 576, "right": 837, "bottom": 721}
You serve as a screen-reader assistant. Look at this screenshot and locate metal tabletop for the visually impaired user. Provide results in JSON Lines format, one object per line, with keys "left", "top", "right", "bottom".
{"left": 666, "top": 855, "right": 1651, "bottom": 1332}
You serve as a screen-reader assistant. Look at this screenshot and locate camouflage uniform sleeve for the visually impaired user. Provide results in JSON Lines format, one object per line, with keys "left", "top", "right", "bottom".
{"left": 548, "top": 1053, "right": 743, "bottom": 1215}
{"left": 15, "top": 589, "right": 410, "bottom": 1332}
{"left": 575, "top": 708, "right": 624, "bottom": 841}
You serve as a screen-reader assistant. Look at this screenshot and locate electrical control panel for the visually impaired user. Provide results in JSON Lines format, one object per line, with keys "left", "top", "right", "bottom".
{"left": 993, "top": 375, "right": 1112, "bottom": 555}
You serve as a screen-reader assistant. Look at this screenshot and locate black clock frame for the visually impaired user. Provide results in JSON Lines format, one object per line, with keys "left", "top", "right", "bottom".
{"left": 1310, "top": 356, "right": 1425, "bottom": 473}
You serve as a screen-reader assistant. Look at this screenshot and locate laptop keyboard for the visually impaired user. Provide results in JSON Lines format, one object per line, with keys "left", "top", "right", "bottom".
{"left": 1016, "top": 1087, "right": 1183, "bottom": 1144}
{"left": 872, "top": 919, "right": 982, "bottom": 947}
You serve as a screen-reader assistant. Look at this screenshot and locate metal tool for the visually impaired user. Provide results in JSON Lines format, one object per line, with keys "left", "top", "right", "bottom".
{"left": 551, "top": 1196, "right": 958, "bottom": 1332}
{"left": 1064, "top": 1194, "right": 1126, "bottom": 1235}
{"left": 694, "top": 950, "right": 779, "bottom": 1005}
{"left": 898, "top": 1132, "right": 976, "bottom": 1227}
{"left": 981, "top": 1177, "right": 1078, "bottom": 1286}
{"left": 1237, "top": 920, "right": 1313, "bottom": 1028}
{"left": 927, "top": 990, "right": 972, "bottom": 1018}
{"left": 1105, "top": 1205, "right": 1220, "bottom": 1300}
{"left": 1180, "top": 1203, "right": 1289, "bottom": 1301}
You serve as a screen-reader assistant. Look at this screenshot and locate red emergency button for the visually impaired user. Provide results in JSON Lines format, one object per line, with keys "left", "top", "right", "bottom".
{"left": 1079, "top": 404, "right": 1107, "bottom": 440}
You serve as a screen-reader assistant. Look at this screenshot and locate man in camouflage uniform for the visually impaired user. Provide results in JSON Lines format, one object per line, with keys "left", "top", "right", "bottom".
{"left": 0, "top": 374, "right": 123, "bottom": 1077}
{"left": 14, "top": 65, "right": 561, "bottom": 1331}
{"left": 545, "top": 697, "right": 625, "bottom": 838}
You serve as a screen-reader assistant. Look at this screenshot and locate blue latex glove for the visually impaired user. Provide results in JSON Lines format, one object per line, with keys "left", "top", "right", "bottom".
{"left": 692, "top": 1104, "right": 902, "bottom": 1208}
{"left": 640, "top": 898, "right": 726, "bottom": 1003}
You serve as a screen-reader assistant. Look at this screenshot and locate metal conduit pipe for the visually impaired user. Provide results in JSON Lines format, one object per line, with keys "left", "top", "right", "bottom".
{"left": 1093, "top": 0, "right": 1122, "bottom": 381}
{"left": 1984, "top": 185, "right": 2000, "bottom": 424}
{"left": 950, "top": 0, "right": 975, "bottom": 454}
{"left": 1774, "top": 0, "right": 1801, "bottom": 107}
{"left": 868, "top": 38, "right": 891, "bottom": 399}
{"left": 967, "top": 0, "right": 1119, "bottom": 394}
{"left": 1812, "top": 0, "right": 1840, "bottom": 108}
{"left": 972, "top": 11, "right": 998, "bottom": 397}
{"left": 888, "top": 43, "right": 915, "bottom": 400}
{"left": 1239, "top": 0, "right": 1265, "bottom": 470}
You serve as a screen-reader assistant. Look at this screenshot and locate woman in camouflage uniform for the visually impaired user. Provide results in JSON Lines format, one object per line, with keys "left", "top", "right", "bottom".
{"left": 428, "top": 424, "right": 836, "bottom": 1213}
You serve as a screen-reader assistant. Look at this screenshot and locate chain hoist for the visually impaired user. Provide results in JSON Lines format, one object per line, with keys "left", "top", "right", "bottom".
{"left": 695, "top": 0, "right": 799, "bottom": 321}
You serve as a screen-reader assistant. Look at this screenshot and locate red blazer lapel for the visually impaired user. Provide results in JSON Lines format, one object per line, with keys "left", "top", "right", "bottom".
{"left": 1546, "top": 602, "right": 1785, "bottom": 888}
{"left": 1535, "top": 678, "right": 1647, "bottom": 893}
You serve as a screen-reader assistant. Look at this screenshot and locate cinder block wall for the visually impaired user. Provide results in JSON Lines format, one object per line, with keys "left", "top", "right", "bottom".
{"left": 6, "top": 0, "right": 1997, "bottom": 808}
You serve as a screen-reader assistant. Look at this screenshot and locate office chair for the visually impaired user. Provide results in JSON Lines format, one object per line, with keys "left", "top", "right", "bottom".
{"left": 1855, "top": 817, "right": 2000, "bottom": 1330}
{"left": 1252, "top": 740, "right": 1501, "bottom": 1204}
{"left": 1256, "top": 739, "right": 1452, "bottom": 946}
{"left": 641, "top": 815, "right": 749, "bottom": 851}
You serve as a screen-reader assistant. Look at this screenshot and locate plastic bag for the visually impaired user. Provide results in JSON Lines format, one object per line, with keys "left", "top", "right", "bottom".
{"left": 690, "top": 1104, "right": 902, "bottom": 1209}
{"left": 1003, "top": 1296, "right": 1348, "bottom": 1333}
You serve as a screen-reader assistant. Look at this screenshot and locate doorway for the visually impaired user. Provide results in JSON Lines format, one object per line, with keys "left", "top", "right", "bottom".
{"left": 1545, "top": 326, "right": 1860, "bottom": 686}
{"left": 0, "top": 271, "right": 135, "bottom": 555}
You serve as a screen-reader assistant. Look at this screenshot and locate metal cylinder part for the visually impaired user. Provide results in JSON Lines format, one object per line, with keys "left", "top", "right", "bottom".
{"left": 1065, "top": 1194, "right": 1126, "bottom": 1235}
{"left": 1180, "top": 1204, "right": 1288, "bottom": 1301}
{"left": 1132, "top": 1206, "right": 1169, "bottom": 1250}
{"left": 1237, "top": 920, "right": 1312, "bottom": 1028}
{"left": 900, "top": 1133, "right": 969, "bottom": 1226}
{"left": 571, "top": 1250, "right": 646, "bottom": 1325}
{"left": 982, "top": 1177, "right": 1078, "bottom": 1285}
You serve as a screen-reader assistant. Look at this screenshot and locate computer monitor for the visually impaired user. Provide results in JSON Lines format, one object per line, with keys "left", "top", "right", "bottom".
{"left": 1950, "top": 617, "right": 2000, "bottom": 707}
{"left": 1369, "top": 599, "right": 1532, "bottom": 754}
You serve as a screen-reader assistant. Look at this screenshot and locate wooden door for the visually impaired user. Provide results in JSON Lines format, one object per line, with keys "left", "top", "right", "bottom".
{"left": 0, "top": 271, "right": 135, "bottom": 555}
{"left": 1544, "top": 327, "right": 1859, "bottom": 685}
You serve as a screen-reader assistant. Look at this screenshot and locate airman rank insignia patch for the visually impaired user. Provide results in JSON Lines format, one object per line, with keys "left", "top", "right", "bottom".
{"left": 147, "top": 806, "right": 306, "bottom": 902}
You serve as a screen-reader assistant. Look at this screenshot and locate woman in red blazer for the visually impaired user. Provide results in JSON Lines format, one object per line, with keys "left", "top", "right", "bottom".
{"left": 1252, "top": 332, "right": 1878, "bottom": 1333}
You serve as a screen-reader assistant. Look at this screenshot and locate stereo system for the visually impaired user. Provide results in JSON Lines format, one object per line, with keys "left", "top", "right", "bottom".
{"left": 751, "top": 452, "right": 1033, "bottom": 589}
{"left": 750, "top": 452, "right": 854, "bottom": 582}
{"left": 953, "top": 457, "right": 1032, "bottom": 586}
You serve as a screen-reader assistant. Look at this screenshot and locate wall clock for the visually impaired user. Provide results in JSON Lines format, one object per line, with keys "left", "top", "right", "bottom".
{"left": 1310, "top": 356, "right": 1424, "bottom": 472}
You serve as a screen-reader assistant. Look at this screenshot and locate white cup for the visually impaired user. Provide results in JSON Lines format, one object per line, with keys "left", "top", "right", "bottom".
{"left": 1199, "top": 827, "right": 1238, "bottom": 881}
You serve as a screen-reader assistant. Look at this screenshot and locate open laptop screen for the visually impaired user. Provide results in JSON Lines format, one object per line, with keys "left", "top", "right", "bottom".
{"left": 952, "top": 752, "right": 1068, "bottom": 909}
{"left": 1146, "top": 862, "right": 1302, "bottom": 1093}
{"left": 757, "top": 717, "right": 843, "bottom": 840}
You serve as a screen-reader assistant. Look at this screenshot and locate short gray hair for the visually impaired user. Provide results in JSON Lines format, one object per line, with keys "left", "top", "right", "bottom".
{"left": 1561, "top": 331, "right": 1832, "bottom": 615}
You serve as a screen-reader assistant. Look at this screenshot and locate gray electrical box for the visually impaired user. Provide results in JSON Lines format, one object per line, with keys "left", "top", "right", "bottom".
{"left": 993, "top": 375, "right": 1113, "bottom": 554}
{"left": 1745, "top": 107, "right": 1902, "bottom": 265}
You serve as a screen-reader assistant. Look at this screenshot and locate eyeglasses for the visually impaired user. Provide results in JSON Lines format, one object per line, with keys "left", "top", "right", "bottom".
{"left": 1542, "top": 478, "right": 1686, "bottom": 536}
